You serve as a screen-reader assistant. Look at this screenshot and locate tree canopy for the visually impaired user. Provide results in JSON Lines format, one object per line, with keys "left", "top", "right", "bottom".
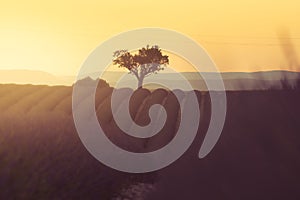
{"left": 113, "top": 45, "right": 169, "bottom": 88}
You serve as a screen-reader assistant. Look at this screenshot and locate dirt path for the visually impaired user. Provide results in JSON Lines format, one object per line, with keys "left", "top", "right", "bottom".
{"left": 113, "top": 183, "right": 155, "bottom": 200}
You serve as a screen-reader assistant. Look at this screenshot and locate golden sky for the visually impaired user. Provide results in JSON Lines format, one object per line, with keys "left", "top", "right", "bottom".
{"left": 0, "top": 0, "right": 300, "bottom": 76}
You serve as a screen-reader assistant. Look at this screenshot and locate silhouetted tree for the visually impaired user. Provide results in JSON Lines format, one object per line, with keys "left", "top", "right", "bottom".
{"left": 113, "top": 45, "right": 169, "bottom": 89}
{"left": 98, "top": 79, "right": 109, "bottom": 88}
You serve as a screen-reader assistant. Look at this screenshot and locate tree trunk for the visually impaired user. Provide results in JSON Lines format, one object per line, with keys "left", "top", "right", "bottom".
{"left": 137, "top": 77, "right": 144, "bottom": 89}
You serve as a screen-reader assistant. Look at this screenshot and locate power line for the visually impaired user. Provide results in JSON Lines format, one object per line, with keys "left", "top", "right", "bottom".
{"left": 192, "top": 34, "right": 300, "bottom": 40}
{"left": 201, "top": 41, "right": 300, "bottom": 46}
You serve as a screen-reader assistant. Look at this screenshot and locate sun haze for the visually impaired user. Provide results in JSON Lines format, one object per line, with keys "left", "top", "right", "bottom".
{"left": 0, "top": 0, "right": 300, "bottom": 78}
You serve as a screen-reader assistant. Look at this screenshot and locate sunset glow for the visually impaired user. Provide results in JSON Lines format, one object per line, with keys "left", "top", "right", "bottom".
{"left": 1, "top": 0, "right": 300, "bottom": 77}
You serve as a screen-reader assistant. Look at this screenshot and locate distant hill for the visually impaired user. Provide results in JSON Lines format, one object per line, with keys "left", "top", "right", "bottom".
{"left": 1, "top": 69, "right": 299, "bottom": 90}
{"left": 0, "top": 69, "right": 74, "bottom": 86}
{"left": 99, "top": 70, "right": 300, "bottom": 90}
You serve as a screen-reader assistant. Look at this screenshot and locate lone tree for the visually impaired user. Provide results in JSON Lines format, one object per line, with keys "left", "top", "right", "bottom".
{"left": 113, "top": 45, "right": 169, "bottom": 89}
